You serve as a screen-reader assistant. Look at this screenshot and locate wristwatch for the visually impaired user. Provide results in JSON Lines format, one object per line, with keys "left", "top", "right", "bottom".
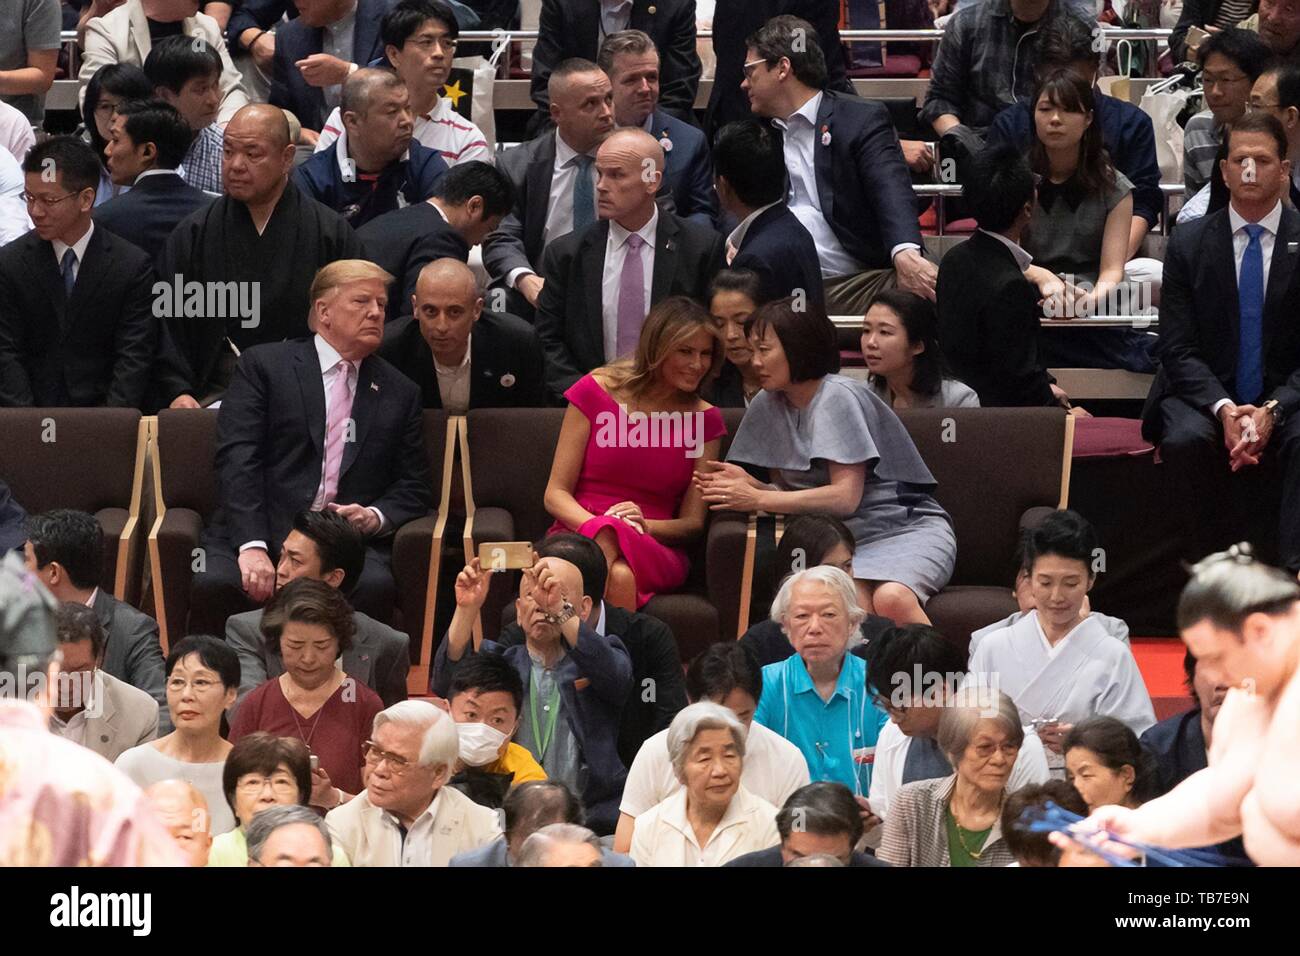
{"left": 1264, "top": 399, "right": 1284, "bottom": 428}
{"left": 543, "top": 599, "right": 576, "bottom": 626}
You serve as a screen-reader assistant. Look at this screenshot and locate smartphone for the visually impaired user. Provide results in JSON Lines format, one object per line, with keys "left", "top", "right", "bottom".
{"left": 310, "top": 755, "right": 320, "bottom": 772}
{"left": 478, "top": 541, "right": 535, "bottom": 572}
{"left": 1187, "top": 26, "right": 1210, "bottom": 53}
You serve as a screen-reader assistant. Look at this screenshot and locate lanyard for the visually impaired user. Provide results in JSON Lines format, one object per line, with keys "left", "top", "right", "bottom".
{"left": 529, "top": 669, "right": 562, "bottom": 760}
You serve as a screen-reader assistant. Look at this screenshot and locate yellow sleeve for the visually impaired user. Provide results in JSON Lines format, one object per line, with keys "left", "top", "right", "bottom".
{"left": 505, "top": 743, "right": 548, "bottom": 784}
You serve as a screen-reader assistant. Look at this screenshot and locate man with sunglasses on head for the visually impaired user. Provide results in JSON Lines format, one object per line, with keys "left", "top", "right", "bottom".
{"left": 0, "top": 136, "right": 156, "bottom": 409}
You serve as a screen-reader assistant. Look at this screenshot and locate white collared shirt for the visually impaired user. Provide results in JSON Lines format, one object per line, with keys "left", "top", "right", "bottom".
{"left": 507, "top": 133, "right": 597, "bottom": 290}
{"left": 52, "top": 221, "right": 94, "bottom": 286}
{"left": 602, "top": 206, "right": 658, "bottom": 362}
{"left": 433, "top": 332, "right": 472, "bottom": 414}
{"left": 978, "top": 228, "right": 1034, "bottom": 272}
{"left": 332, "top": 126, "right": 410, "bottom": 183}
{"left": 323, "top": 2, "right": 359, "bottom": 111}
{"left": 629, "top": 785, "right": 780, "bottom": 867}
{"left": 599, "top": 0, "right": 634, "bottom": 42}
{"left": 594, "top": 600, "right": 608, "bottom": 636}
{"left": 50, "top": 709, "right": 89, "bottom": 747}
{"left": 382, "top": 789, "right": 443, "bottom": 867}
{"left": 725, "top": 201, "right": 781, "bottom": 263}
{"left": 1211, "top": 200, "right": 1284, "bottom": 416}
{"left": 774, "top": 92, "right": 918, "bottom": 277}
{"left": 133, "top": 167, "right": 182, "bottom": 184}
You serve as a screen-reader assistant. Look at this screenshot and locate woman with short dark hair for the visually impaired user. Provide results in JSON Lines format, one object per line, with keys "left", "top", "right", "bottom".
{"left": 696, "top": 299, "right": 957, "bottom": 625}
{"left": 208, "top": 732, "right": 351, "bottom": 866}
{"left": 706, "top": 268, "right": 765, "bottom": 407}
{"left": 229, "top": 579, "right": 383, "bottom": 810}
{"left": 1064, "top": 716, "right": 1160, "bottom": 812}
{"left": 115, "top": 634, "right": 241, "bottom": 834}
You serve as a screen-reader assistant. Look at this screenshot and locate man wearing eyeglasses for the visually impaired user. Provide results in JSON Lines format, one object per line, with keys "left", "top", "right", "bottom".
{"left": 1183, "top": 28, "right": 1273, "bottom": 197}
{"left": 0, "top": 136, "right": 157, "bottom": 410}
{"left": 326, "top": 700, "right": 502, "bottom": 866}
{"left": 314, "top": 1, "right": 491, "bottom": 167}
{"left": 1249, "top": 63, "right": 1300, "bottom": 208}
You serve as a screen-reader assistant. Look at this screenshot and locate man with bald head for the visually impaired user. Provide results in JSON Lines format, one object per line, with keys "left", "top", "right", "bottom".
{"left": 379, "top": 258, "right": 546, "bottom": 411}
{"left": 533, "top": 126, "right": 725, "bottom": 402}
{"left": 359, "top": 160, "right": 517, "bottom": 319}
{"left": 433, "top": 552, "right": 633, "bottom": 833}
{"left": 483, "top": 59, "right": 617, "bottom": 318}
{"left": 144, "top": 780, "right": 213, "bottom": 867}
{"left": 295, "top": 68, "right": 448, "bottom": 228}
{"left": 155, "top": 104, "right": 363, "bottom": 408}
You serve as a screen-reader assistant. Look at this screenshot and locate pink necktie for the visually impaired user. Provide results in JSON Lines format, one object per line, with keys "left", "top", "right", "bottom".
{"left": 616, "top": 233, "right": 647, "bottom": 358}
{"left": 317, "top": 359, "right": 355, "bottom": 507}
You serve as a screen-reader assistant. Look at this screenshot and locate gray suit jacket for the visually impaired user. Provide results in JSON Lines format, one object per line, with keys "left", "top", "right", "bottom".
{"left": 91, "top": 588, "right": 169, "bottom": 734}
{"left": 82, "top": 671, "right": 160, "bottom": 763}
{"left": 226, "top": 607, "right": 410, "bottom": 714}
{"left": 448, "top": 835, "right": 636, "bottom": 867}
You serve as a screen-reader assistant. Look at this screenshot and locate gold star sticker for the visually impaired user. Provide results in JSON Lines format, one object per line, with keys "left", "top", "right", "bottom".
{"left": 441, "top": 79, "right": 466, "bottom": 108}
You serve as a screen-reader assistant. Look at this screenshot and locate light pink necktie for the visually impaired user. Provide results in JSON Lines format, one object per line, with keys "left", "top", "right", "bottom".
{"left": 725, "top": 239, "right": 738, "bottom": 266}
{"left": 317, "top": 359, "right": 355, "bottom": 507}
{"left": 616, "top": 233, "right": 647, "bottom": 358}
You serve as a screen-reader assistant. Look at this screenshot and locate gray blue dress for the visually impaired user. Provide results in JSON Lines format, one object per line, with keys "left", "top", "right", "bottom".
{"left": 728, "top": 375, "right": 957, "bottom": 602}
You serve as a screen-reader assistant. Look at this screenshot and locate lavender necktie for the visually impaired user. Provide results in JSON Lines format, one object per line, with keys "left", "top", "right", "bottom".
{"left": 616, "top": 233, "right": 647, "bottom": 358}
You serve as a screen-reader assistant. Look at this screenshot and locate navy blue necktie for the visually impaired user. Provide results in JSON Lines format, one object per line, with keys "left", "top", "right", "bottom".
{"left": 1237, "top": 223, "right": 1266, "bottom": 405}
{"left": 572, "top": 154, "right": 595, "bottom": 232}
{"left": 60, "top": 247, "right": 77, "bottom": 299}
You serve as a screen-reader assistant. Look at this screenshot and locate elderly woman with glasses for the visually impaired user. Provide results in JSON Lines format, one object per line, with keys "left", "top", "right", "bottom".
{"left": 115, "top": 635, "right": 241, "bottom": 835}
{"left": 878, "top": 692, "right": 1025, "bottom": 867}
{"left": 230, "top": 579, "right": 384, "bottom": 811}
{"left": 752, "top": 566, "right": 890, "bottom": 805}
{"left": 207, "top": 732, "right": 352, "bottom": 866}
{"left": 629, "top": 702, "right": 780, "bottom": 866}
{"left": 326, "top": 700, "right": 502, "bottom": 867}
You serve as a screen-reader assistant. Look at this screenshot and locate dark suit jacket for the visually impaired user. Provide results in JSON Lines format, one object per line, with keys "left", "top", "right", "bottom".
{"left": 430, "top": 625, "right": 634, "bottom": 833}
{"left": 92, "top": 172, "right": 215, "bottom": 267}
{"left": 379, "top": 311, "right": 547, "bottom": 410}
{"left": 652, "top": 109, "right": 718, "bottom": 228}
{"left": 705, "top": 0, "right": 853, "bottom": 138}
{"left": 357, "top": 201, "right": 470, "bottom": 321}
{"left": 1142, "top": 207, "right": 1300, "bottom": 443}
{"left": 534, "top": 211, "right": 726, "bottom": 401}
{"left": 0, "top": 226, "right": 156, "bottom": 409}
{"left": 495, "top": 602, "right": 688, "bottom": 770}
{"left": 0, "top": 478, "right": 26, "bottom": 554}
{"left": 91, "top": 588, "right": 169, "bottom": 732}
{"left": 225, "top": 605, "right": 410, "bottom": 712}
{"left": 227, "top": 0, "right": 299, "bottom": 50}
{"left": 732, "top": 203, "right": 825, "bottom": 307}
{"left": 269, "top": 0, "right": 393, "bottom": 131}
{"left": 482, "top": 131, "right": 558, "bottom": 285}
{"left": 936, "top": 230, "right": 1058, "bottom": 408}
{"left": 794, "top": 90, "right": 923, "bottom": 271}
{"left": 530, "top": 0, "right": 701, "bottom": 123}
{"left": 208, "top": 337, "right": 432, "bottom": 553}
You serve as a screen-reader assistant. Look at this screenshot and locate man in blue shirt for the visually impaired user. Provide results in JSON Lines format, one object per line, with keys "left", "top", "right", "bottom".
{"left": 753, "top": 567, "right": 889, "bottom": 799}
{"left": 294, "top": 66, "right": 447, "bottom": 228}
{"left": 987, "top": 15, "right": 1162, "bottom": 258}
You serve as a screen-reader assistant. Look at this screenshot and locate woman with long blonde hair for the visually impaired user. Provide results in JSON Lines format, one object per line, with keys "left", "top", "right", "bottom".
{"left": 543, "top": 297, "right": 727, "bottom": 609}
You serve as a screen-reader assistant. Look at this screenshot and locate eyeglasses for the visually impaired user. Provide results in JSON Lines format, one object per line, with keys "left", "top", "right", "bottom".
{"left": 165, "top": 676, "right": 221, "bottom": 693}
{"left": 236, "top": 774, "right": 299, "bottom": 796}
{"left": 93, "top": 100, "right": 119, "bottom": 115}
{"left": 971, "top": 742, "right": 1020, "bottom": 761}
{"left": 1247, "top": 100, "right": 1283, "bottom": 112}
{"left": 413, "top": 34, "right": 457, "bottom": 52}
{"left": 362, "top": 741, "right": 414, "bottom": 775}
{"left": 20, "top": 191, "right": 80, "bottom": 210}
{"left": 742, "top": 57, "right": 770, "bottom": 81}
{"left": 1202, "top": 72, "right": 1249, "bottom": 90}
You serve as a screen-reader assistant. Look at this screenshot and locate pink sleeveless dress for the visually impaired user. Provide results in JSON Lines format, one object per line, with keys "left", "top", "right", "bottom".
{"left": 547, "top": 374, "right": 727, "bottom": 607}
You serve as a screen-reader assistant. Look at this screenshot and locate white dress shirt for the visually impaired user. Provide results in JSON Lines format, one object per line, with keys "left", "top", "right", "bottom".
{"left": 628, "top": 785, "right": 780, "bottom": 867}
{"left": 51, "top": 221, "right": 95, "bottom": 286}
{"left": 774, "top": 91, "right": 918, "bottom": 278}
{"left": 602, "top": 206, "right": 659, "bottom": 362}
{"left": 49, "top": 709, "right": 89, "bottom": 747}
{"left": 433, "top": 333, "right": 472, "bottom": 414}
{"left": 599, "top": 0, "right": 634, "bottom": 43}
{"left": 978, "top": 228, "right": 1034, "bottom": 271}
{"left": 316, "top": 97, "right": 492, "bottom": 166}
{"left": 1210, "top": 200, "right": 1283, "bottom": 416}
{"left": 386, "top": 789, "right": 443, "bottom": 867}
{"left": 508, "top": 133, "right": 599, "bottom": 289}
{"left": 322, "top": 2, "right": 359, "bottom": 112}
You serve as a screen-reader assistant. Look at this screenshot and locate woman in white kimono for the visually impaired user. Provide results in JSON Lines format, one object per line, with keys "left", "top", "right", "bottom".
{"left": 967, "top": 510, "right": 1155, "bottom": 775}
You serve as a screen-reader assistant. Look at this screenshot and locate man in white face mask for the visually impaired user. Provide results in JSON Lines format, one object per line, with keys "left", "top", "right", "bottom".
{"left": 445, "top": 654, "right": 547, "bottom": 808}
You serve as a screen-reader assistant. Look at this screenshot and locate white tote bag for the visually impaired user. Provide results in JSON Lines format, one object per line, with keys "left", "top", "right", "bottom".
{"left": 1139, "top": 86, "right": 1194, "bottom": 183}
{"left": 448, "top": 35, "right": 512, "bottom": 153}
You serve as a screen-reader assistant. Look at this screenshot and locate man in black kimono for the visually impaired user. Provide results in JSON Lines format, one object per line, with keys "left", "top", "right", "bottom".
{"left": 154, "top": 104, "right": 364, "bottom": 408}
